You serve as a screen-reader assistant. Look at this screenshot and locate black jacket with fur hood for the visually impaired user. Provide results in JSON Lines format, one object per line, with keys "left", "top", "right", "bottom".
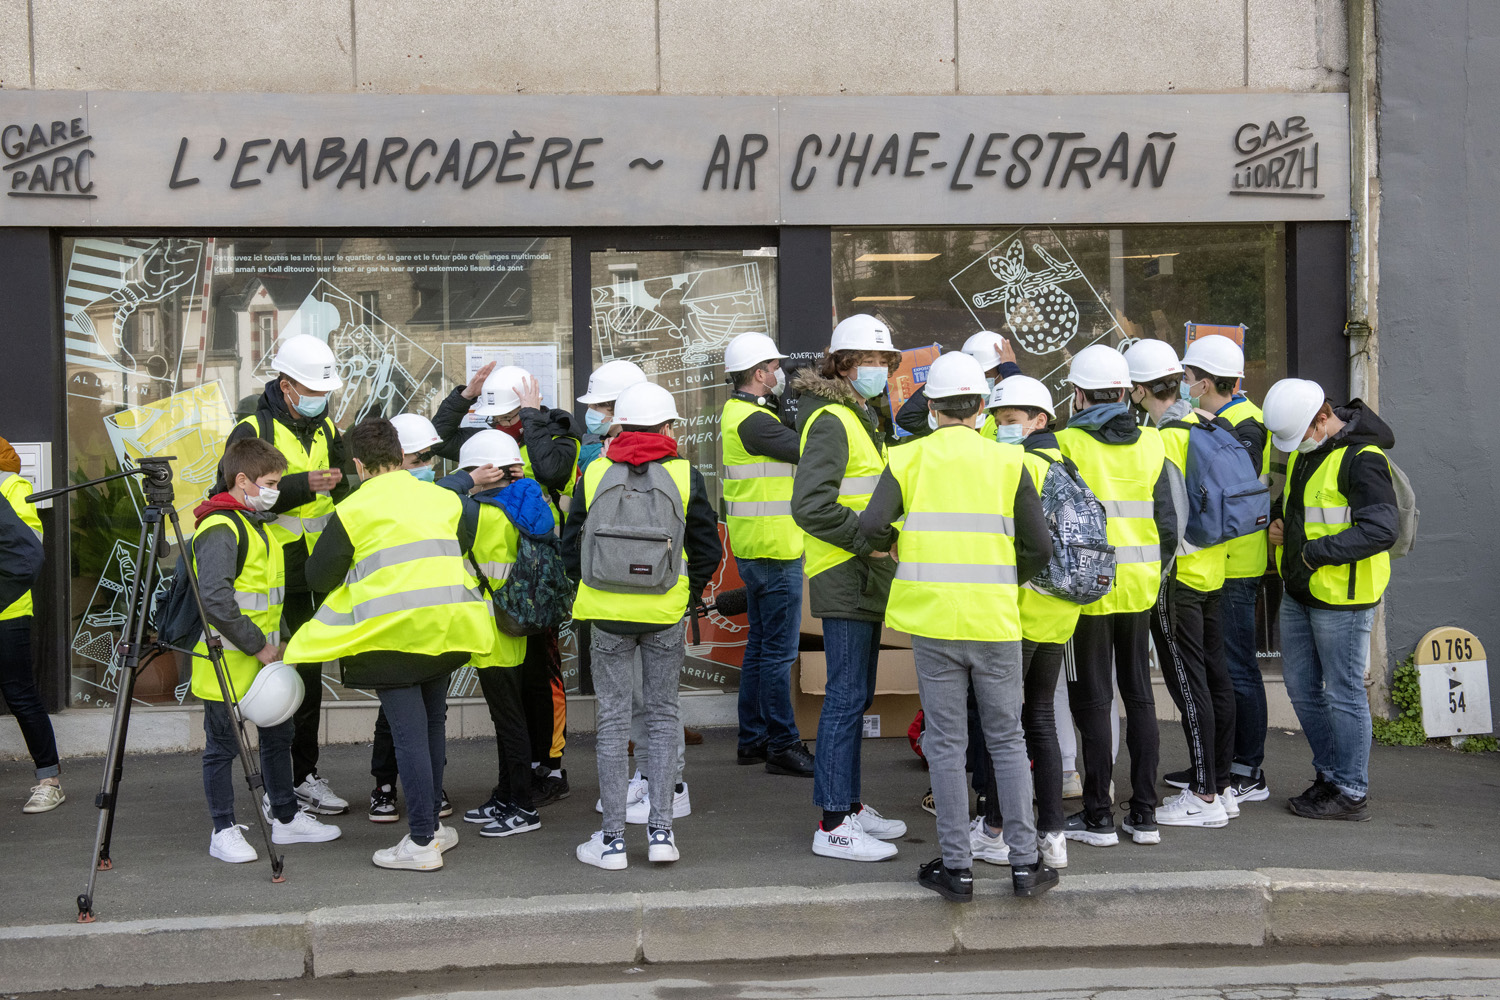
{"left": 789, "top": 370, "right": 898, "bottom": 622}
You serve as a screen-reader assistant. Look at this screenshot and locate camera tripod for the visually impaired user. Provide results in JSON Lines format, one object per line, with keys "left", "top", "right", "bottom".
{"left": 31, "top": 455, "right": 286, "bottom": 923}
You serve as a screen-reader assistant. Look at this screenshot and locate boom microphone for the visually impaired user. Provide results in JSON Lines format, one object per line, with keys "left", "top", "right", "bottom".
{"left": 703, "top": 587, "right": 748, "bottom": 617}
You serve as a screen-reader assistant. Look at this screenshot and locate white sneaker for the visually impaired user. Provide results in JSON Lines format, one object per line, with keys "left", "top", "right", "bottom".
{"left": 23, "top": 782, "right": 65, "bottom": 814}
{"left": 647, "top": 827, "right": 679, "bottom": 863}
{"left": 811, "top": 816, "right": 898, "bottom": 862}
{"left": 209, "top": 824, "right": 258, "bottom": 863}
{"left": 627, "top": 780, "right": 692, "bottom": 825}
{"left": 853, "top": 803, "right": 906, "bottom": 840}
{"left": 1155, "top": 789, "right": 1230, "bottom": 828}
{"left": 968, "top": 817, "right": 1009, "bottom": 866}
{"left": 372, "top": 834, "right": 443, "bottom": 870}
{"left": 295, "top": 774, "right": 350, "bottom": 815}
{"left": 1040, "top": 831, "right": 1069, "bottom": 869}
{"left": 433, "top": 823, "right": 459, "bottom": 853}
{"left": 1061, "top": 771, "right": 1083, "bottom": 799}
{"left": 272, "top": 809, "right": 342, "bottom": 844}
{"left": 596, "top": 773, "right": 649, "bottom": 814}
{"left": 1221, "top": 789, "right": 1241, "bottom": 819}
{"left": 577, "top": 831, "right": 628, "bottom": 871}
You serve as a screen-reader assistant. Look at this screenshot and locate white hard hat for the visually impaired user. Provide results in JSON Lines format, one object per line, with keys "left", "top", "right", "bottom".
{"left": 577, "top": 359, "right": 647, "bottom": 405}
{"left": 986, "top": 375, "right": 1056, "bottom": 417}
{"left": 829, "top": 314, "right": 895, "bottom": 353}
{"left": 1124, "top": 339, "right": 1184, "bottom": 383}
{"left": 390, "top": 413, "right": 442, "bottom": 455}
{"left": 1262, "top": 378, "right": 1326, "bottom": 453}
{"left": 1067, "top": 343, "right": 1132, "bottom": 390}
{"left": 271, "top": 334, "right": 343, "bottom": 392}
{"left": 922, "top": 352, "right": 990, "bottom": 400}
{"left": 457, "top": 429, "right": 523, "bottom": 471}
{"left": 612, "top": 381, "right": 680, "bottom": 427}
{"left": 473, "top": 365, "right": 531, "bottom": 417}
{"left": 723, "top": 332, "right": 786, "bottom": 374}
{"left": 237, "top": 661, "right": 305, "bottom": 729}
{"left": 960, "top": 331, "right": 1008, "bottom": 372}
{"left": 1182, "top": 334, "right": 1245, "bottom": 379}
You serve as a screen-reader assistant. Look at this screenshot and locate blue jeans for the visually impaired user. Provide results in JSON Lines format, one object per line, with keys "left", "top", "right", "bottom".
{"left": 813, "top": 618, "right": 880, "bottom": 812}
{"left": 202, "top": 700, "right": 295, "bottom": 831}
{"left": 1279, "top": 594, "right": 1375, "bottom": 798}
{"left": 376, "top": 678, "right": 449, "bottom": 844}
{"left": 735, "top": 557, "right": 803, "bottom": 752}
{"left": 1221, "top": 576, "right": 1268, "bottom": 774}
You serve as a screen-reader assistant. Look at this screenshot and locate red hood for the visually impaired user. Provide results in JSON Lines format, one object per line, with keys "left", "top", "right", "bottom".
{"left": 493, "top": 419, "right": 525, "bottom": 445}
{"left": 194, "top": 492, "right": 251, "bottom": 526}
{"left": 606, "top": 431, "right": 679, "bottom": 466}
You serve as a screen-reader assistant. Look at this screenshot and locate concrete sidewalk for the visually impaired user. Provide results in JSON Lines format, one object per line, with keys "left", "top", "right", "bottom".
{"left": 2, "top": 728, "right": 1497, "bottom": 992}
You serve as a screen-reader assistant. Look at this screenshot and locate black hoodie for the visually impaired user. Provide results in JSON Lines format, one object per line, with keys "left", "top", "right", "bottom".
{"left": 430, "top": 385, "right": 580, "bottom": 497}
{"left": 1276, "top": 400, "right": 1398, "bottom": 611}
{"left": 1063, "top": 408, "right": 1180, "bottom": 567}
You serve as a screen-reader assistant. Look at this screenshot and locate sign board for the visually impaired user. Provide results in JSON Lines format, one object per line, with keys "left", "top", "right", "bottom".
{"left": 0, "top": 92, "right": 1349, "bottom": 228}
{"left": 1415, "top": 626, "right": 1493, "bottom": 738}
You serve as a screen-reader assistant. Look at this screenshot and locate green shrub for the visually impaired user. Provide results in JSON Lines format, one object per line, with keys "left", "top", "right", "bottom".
{"left": 1372, "top": 655, "right": 1427, "bottom": 747}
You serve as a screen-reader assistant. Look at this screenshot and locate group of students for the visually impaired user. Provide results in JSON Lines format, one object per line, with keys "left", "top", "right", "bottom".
{"left": 0, "top": 315, "right": 1398, "bottom": 900}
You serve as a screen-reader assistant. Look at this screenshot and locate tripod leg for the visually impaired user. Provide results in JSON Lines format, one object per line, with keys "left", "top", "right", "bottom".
{"left": 166, "top": 509, "right": 284, "bottom": 883}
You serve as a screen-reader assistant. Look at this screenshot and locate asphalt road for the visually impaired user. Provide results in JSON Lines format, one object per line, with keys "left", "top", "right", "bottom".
{"left": 1, "top": 726, "right": 1497, "bottom": 927}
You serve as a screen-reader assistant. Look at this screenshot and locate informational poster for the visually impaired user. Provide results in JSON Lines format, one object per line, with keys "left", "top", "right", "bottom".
{"left": 457, "top": 343, "right": 561, "bottom": 428}
{"left": 1185, "top": 321, "right": 1247, "bottom": 347}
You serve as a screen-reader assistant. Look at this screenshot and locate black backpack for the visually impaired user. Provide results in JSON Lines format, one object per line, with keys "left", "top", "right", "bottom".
{"left": 153, "top": 512, "right": 248, "bottom": 649}
{"left": 465, "top": 504, "right": 573, "bottom": 637}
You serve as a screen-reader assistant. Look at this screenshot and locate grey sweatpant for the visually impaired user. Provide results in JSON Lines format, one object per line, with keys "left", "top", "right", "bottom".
{"left": 592, "top": 620, "right": 686, "bottom": 834}
{"left": 912, "top": 635, "right": 1038, "bottom": 869}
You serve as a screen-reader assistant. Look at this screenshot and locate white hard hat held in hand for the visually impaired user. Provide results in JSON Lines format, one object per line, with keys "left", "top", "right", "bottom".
{"left": 1262, "top": 378, "right": 1327, "bottom": 453}
{"left": 474, "top": 365, "right": 531, "bottom": 417}
{"left": 390, "top": 413, "right": 442, "bottom": 454}
{"left": 612, "top": 382, "right": 680, "bottom": 427}
{"left": 237, "top": 661, "right": 305, "bottom": 729}
{"left": 987, "top": 375, "right": 1057, "bottom": 417}
{"left": 923, "top": 352, "right": 990, "bottom": 399}
{"left": 829, "top": 314, "right": 895, "bottom": 353}
{"left": 723, "top": 332, "right": 786, "bottom": 374}
{"left": 1182, "top": 334, "right": 1245, "bottom": 379}
{"left": 1066, "top": 343, "right": 1132, "bottom": 390}
{"left": 458, "top": 429, "right": 523, "bottom": 471}
{"left": 577, "top": 359, "right": 647, "bottom": 404}
{"left": 1124, "top": 339, "right": 1183, "bottom": 383}
{"left": 272, "top": 334, "right": 343, "bottom": 392}
{"left": 960, "top": 330, "right": 1008, "bottom": 372}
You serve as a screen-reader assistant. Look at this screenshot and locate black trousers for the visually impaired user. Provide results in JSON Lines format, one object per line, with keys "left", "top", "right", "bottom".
{"left": 283, "top": 589, "right": 324, "bottom": 786}
{"left": 478, "top": 666, "right": 536, "bottom": 810}
{"left": 1151, "top": 577, "right": 1235, "bottom": 796}
{"left": 976, "top": 639, "right": 1067, "bottom": 835}
{"left": 522, "top": 630, "right": 566, "bottom": 768}
{"left": 1068, "top": 610, "right": 1158, "bottom": 819}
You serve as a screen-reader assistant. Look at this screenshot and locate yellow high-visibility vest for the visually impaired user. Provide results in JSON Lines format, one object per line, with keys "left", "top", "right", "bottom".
{"left": 236, "top": 414, "right": 337, "bottom": 554}
{"left": 469, "top": 503, "right": 526, "bottom": 668}
{"left": 1017, "top": 447, "right": 1084, "bottom": 644}
{"left": 189, "top": 510, "right": 286, "bottom": 703}
{"left": 1278, "top": 444, "right": 1392, "bottom": 605}
{"left": 1220, "top": 398, "right": 1271, "bottom": 580}
{"left": 0, "top": 472, "right": 41, "bottom": 620}
{"left": 798, "top": 404, "right": 887, "bottom": 579}
{"left": 721, "top": 397, "right": 803, "bottom": 561}
{"left": 1160, "top": 413, "right": 1230, "bottom": 594}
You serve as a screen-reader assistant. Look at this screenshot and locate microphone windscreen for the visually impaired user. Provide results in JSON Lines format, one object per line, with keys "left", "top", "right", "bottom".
{"left": 711, "top": 587, "right": 749, "bottom": 617}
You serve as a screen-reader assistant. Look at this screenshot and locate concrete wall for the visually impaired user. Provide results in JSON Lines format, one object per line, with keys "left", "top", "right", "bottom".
{"left": 1376, "top": 0, "right": 1500, "bottom": 720}
{"left": 0, "top": 0, "right": 1348, "bottom": 96}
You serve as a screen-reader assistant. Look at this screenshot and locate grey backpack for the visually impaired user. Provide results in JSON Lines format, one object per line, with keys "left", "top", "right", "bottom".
{"left": 1031, "top": 455, "right": 1116, "bottom": 605}
{"left": 1338, "top": 446, "right": 1419, "bottom": 560}
{"left": 580, "top": 461, "right": 686, "bottom": 594}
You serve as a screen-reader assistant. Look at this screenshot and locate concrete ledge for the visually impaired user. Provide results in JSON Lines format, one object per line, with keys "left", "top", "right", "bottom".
{"left": 8, "top": 869, "right": 1498, "bottom": 991}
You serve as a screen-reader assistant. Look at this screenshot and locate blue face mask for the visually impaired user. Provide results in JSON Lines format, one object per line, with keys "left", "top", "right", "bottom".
{"left": 851, "top": 366, "right": 888, "bottom": 399}
{"left": 411, "top": 466, "right": 435, "bottom": 482}
{"left": 585, "top": 408, "right": 610, "bottom": 435}
{"left": 292, "top": 391, "right": 327, "bottom": 418}
{"left": 995, "top": 423, "right": 1026, "bottom": 445}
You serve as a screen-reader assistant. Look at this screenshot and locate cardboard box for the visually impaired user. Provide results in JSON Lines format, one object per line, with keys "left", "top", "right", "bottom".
{"left": 793, "top": 650, "right": 923, "bottom": 740}
{"left": 798, "top": 577, "right": 913, "bottom": 649}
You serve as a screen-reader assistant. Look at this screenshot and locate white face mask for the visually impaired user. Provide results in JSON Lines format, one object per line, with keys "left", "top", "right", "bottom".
{"left": 245, "top": 483, "right": 279, "bottom": 511}
{"left": 771, "top": 367, "right": 786, "bottom": 397}
{"left": 1295, "top": 434, "right": 1325, "bottom": 455}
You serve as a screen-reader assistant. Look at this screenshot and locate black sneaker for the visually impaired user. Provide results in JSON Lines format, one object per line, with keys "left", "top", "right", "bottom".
{"left": 765, "top": 742, "right": 815, "bottom": 777}
{"left": 463, "top": 794, "right": 504, "bottom": 825}
{"left": 1062, "top": 810, "right": 1118, "bottom": 847}
{"left": 438, "top": 789, "right": 453, "bottom": 819}
{"left": 918, "top": 858, "right": 974, "bottom": 903}
{"left": 921, "top": 789, "right": 937, "bottom": 816}
{"left": 533, "top": 768, "right": 571, "bottom": 807}
{"left": 1287, "top": 776, "right": 1337, "bottom": 814}
{"left": 1229, "top": 771, "right": 1270, "bottom": 802}
{"left": 1120, "top": 808, "right": 1161, "bottom": 845}
{"left": 1289, "top": 788, "right": 1369, "bottom": 821}
{"left": 737, "top": 742, "right": 769, "bottom": 765}
{"left": 368, "top": 784, "right": 399, "bottom": 823}
{"left": 1012, "top": 860, "right": 1060, "bottom": 898}
{"left": 480, "top": 803, "right": 542, "bottom": 838}
{"left": 1163, "top": 767, "right": 1192, "bottom": 790}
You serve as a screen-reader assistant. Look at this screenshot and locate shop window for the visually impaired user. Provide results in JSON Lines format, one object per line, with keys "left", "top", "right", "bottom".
{"left": 61, "top": 236, "right": 572, "bottom": 709}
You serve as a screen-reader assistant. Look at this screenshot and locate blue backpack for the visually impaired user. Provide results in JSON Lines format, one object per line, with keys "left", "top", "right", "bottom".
{"left": 1169, "top": 419, "right": 1270, "bottom": 548}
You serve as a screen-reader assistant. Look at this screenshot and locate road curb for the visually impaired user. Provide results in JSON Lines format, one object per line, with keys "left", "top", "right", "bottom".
{"left": 6, "top": 869, "right": 1498, "bottom": 992}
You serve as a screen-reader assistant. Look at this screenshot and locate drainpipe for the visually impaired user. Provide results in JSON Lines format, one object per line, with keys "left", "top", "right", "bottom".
{"left": 1346, "top": 0, "right": 1389, "bottom": 711}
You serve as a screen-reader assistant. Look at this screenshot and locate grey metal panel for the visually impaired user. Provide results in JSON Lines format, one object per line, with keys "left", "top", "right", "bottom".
{"left": 0, "top": 91, "right": 1348, "bottom": 227}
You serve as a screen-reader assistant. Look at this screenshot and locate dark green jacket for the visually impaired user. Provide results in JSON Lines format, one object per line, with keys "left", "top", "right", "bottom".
{"left": 790, "top": 370, "right": 897, "bottom": 623}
